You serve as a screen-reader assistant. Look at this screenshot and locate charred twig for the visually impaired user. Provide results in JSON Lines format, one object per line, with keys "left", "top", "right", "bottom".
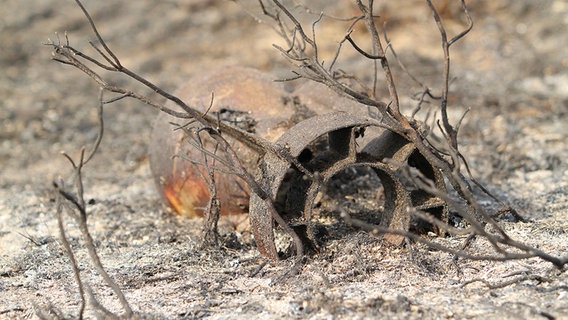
{"left": 342, "top": 212, "right": 540, "bottom": 263}
{"left": 356, "top": 0, "right": 394, "bottom": 103}
{"left": 461, "top": 273, "right": 551, "bottom": 289}
{"left": 345, "top": 34, "right": 386, "bottom": 61}
{"left": 398, "top": 163, "right": 567, "bottom": 267}
{"left": 249, "top": 259, "right": 270, "bottom": 277}
{"left": 54, "top": 187, "right": 86, "bottom": 319}
{"left": 46, "top": 89, "right": 133, "bottom": 318}
{"left": 425, "top": 0, "right": 473, "bottom": 150}
{"left": 54, "top": 149, "right": 133, "bottom": 318}
{"left": 195, "top": 131, "right": 222, "bottom": 246}
{"left": 0, "top": 308, "right": 25, "bottom": 316}
{"left": 329, "top": 16, "right": 365, "bottom": 71}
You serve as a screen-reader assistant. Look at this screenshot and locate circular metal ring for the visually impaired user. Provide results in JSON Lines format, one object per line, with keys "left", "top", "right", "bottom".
{"left": 249, "top": 112, "right": 447, "bottom": 260}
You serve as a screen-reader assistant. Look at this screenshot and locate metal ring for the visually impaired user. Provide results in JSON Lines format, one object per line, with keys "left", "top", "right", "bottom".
{"left": 249, "top": 112, "right": 447, "bottom": 260}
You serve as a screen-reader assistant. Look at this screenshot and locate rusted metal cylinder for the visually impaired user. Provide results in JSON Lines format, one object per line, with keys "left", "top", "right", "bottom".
{"left": 149, "top": 66, "right": 296, "bottom": 217}
{"left": 149, "top": 66, "right": 448, "bottom": 259}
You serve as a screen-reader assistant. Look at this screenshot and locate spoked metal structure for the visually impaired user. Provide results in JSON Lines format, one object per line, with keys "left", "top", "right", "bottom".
{"left": 249, "top": 112, "right": 447, "bottom": 260}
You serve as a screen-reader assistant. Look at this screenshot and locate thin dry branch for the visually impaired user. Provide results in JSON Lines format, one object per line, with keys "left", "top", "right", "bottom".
{"left": 356, "top": 0, "right": 393, "bottom": 103}
{"left": 54, "top": 148, "right": 133, "bottom": 317}
{"left": 461, "top": 273, "right": 551, "bottom": 289}
{"left": 342, "top": 213, "right": 540, "bottom": 263}
{"left": 398, "top": 163, "right": 566, "bottom": 268}
{"left": 54, "top": 187, "right": 86, "bottom": 319}
{"left": 425, "top": 0, "right": 473, "bottom": 150}
{"left": 203, "top": 127, "right": 305, "bottom": 259}
{"left": 193, "top": 128, "right": 222, "bottom": 246}
{"left": 45, "top": 88, "right": 133, "bottom": 318}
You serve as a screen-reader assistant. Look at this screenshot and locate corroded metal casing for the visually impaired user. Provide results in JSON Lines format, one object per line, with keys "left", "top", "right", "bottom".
{"left": 149, "top": 66, "right": 296, "bottom": 217}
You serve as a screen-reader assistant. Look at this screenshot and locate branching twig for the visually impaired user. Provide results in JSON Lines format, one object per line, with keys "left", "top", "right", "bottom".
{"left": 47, "top": 88, "right": 133, "bottom": 318}
{"left": 54, "top": 148, "right": 133, "bottom": 317}
{"left": 425, "top": 0, "right": 473, "bottom": 150}
{"left": 461, "top": 273, "right": 551, "bottom": 289}
{"left": 54, "top": 184, "right": 86, "bottom": 319}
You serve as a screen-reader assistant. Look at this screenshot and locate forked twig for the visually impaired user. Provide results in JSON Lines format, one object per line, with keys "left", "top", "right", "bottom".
{"left": 425, "top": 0, "right": 473, "bottom": 150}
{"left": 52, "top": 148, "right": 133, "bottom": 317}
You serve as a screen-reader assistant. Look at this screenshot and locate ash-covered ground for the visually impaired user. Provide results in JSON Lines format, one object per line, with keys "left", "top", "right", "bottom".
{"left": 1, "top": 1, "right": 567, "bottom": 319}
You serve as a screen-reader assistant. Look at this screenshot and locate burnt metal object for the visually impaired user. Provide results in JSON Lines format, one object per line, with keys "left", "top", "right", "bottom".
{"left": 249, "top": 112, "right": 447, "bottom": 260}
{"left": 149, "top": 66, "right": 293, "bottom": 217}
{"left": 149, "top": 67, "right": 447, "bottom": 260}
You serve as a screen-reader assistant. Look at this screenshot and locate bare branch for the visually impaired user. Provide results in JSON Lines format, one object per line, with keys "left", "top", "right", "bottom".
{"left": 54, "top": 184, "right": 86, "bottom": 319}
{"left": 425, "top": 0, "right": 473, "bottom": 150}
{"left": 328, "top": 16, "right": 365, "bottom": 71}
{"left": 345, "top": 34, "right": 385, "bottom": 60}
{"left": 461, "top": 273, "right": 551, "bottom": 289}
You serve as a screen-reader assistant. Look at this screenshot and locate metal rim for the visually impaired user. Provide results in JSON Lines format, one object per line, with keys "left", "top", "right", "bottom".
{"left": 249, "top": 112, "right": 447, "bottom": 260}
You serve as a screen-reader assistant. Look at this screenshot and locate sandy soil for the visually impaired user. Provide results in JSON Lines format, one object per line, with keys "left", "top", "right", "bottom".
{"left": 1, "top": 1, "right": 567, "bottom": 319}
